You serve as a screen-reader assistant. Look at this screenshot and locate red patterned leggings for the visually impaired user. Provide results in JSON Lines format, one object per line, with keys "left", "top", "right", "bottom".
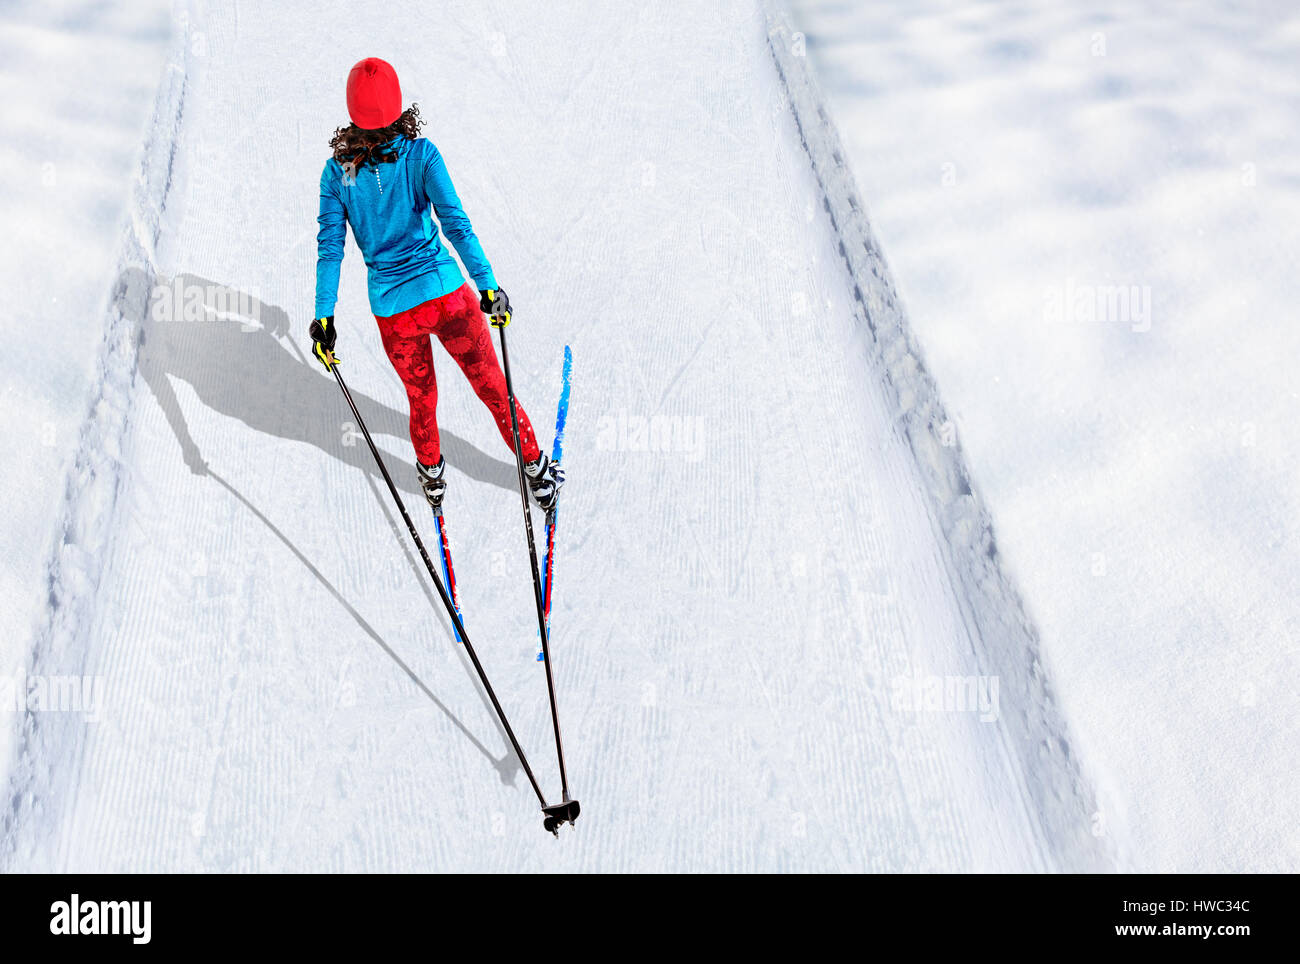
{"left": 375, "top": 283, "right": 541, "bottom": 466}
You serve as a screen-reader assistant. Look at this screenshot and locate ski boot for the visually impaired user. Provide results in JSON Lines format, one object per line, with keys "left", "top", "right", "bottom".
{"left": 524, "top": 453, "right": 564, "bottom": 512}
{"left": 416, "top": 457, "right": 447, "bottom": 512}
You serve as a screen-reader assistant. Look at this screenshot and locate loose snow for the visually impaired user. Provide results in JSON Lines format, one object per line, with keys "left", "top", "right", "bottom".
{"left": 789, "top": 0, "right": 1300, "bottom": 871}
{"left": 0, "top": 0, "right": 171, "bottom": 806}
{"left": 8, "top": 0, "right": 1262, "bottom": 872}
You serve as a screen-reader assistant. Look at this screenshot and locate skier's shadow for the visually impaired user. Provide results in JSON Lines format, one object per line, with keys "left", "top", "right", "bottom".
{"left": 126, "top": 267, "right": 519, "bottom": 495}
{"left": 120, "top": 268, "right": 522, "bottom": 786}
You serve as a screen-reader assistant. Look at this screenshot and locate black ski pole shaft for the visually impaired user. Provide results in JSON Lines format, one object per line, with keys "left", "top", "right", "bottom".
{"left": 494, "top": 324, "right": 571, "bottom": 802}
{"left": 328, "top": 362, "right": 548, "bottom": 810}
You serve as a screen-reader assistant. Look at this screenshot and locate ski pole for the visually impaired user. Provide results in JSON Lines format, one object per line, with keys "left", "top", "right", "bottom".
{"left": 326, "top": 360, "right": 551, "bottom": 814}
{"left": 494, "top": 323, "right": 578, "bottom": 829}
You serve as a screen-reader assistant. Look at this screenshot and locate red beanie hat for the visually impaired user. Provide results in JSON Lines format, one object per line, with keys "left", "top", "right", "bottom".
{"left": 346, "top": 58, "right": 402, "bottom": 130}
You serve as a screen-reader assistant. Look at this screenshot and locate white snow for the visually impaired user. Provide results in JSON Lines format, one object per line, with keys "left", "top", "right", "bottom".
{"left": 0, "top": 0, "right": 1119, "bottom": 872}
{"left": 8, "top": 0, "right": 1288, "bottom": 873}
{"left": 788, "top": 0, "right": 1300, "bottom": 871}
{"left": 0, "top": 0, "right": 171, "bottom": 777}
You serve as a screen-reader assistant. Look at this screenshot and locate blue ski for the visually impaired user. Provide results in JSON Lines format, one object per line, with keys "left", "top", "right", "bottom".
{"left": 432, "top": 509, "right": 464, "bottom": 642}
{"left": 538, "top": 345, "right": 572, "bottom": 661}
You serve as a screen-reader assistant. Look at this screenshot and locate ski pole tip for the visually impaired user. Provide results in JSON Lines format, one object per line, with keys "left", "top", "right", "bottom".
{"left": 541, "top": 798, "right": 580, "bottom": 835}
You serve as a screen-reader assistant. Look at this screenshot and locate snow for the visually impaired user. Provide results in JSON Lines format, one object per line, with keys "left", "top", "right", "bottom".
{"left": 0, "top": 0, "right": 171, "bottom": 779}
{"left": 0, "top": 0, "right": 1120, "bottom": 872}
{"left": 5, "top": 0, "right": 1286, "bottom": 873}
{"left": 788, "top": 0, "right": 1300, "bottom": 871}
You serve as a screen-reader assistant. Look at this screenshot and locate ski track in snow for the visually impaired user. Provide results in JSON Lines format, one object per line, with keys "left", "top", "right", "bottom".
{"left": 787, "top": 0, "right": 1300, "bottom": 874}
{"left": 2, "top": 0, "right": 1110, "bottom": 871}
{"left": 0, "top": 3, "right": 192, "bottom": 870}
{"left": 762, "top": 3, "right": 1113, "bottom": 872}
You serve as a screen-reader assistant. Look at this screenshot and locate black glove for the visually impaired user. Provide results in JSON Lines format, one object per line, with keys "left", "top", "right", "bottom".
{"left": 479, "top": 287, "right": 512, "bottom": 327}
{"left": 309, "top": 315, "right": 338, "bottom": 369}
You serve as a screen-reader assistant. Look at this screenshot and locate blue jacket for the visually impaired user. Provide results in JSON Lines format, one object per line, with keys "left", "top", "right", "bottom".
{"left": 315, "top": 136, "right": 497, "bottom": 319}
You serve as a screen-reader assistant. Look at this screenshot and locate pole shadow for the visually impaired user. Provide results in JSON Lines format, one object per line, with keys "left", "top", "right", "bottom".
{"left": 359, "top": 470, "right": 520, "bottom": 784}
{"left": 209, "top": 467, "right": 521, "bottom": 787}
{"left": 118, "top": 268, "right": 526, "bottom": 787}
{"left": 124, "top": 268, "right": 519, "bottom": 494}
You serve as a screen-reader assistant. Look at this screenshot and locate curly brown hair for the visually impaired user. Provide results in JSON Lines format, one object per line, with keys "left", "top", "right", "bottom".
{"left": 330, "top": 104, "right": 425, "bottom": 172}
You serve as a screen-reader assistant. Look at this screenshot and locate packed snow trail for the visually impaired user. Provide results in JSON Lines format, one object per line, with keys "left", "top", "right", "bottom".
{"left": 787, "top": 0, "right": 1300, "bottom": 873}
{"left": 0, "top": 0, "right": 171, "bottom": 776}
{"left": 2, "top": 0, "right": 1110, "bottom": 871}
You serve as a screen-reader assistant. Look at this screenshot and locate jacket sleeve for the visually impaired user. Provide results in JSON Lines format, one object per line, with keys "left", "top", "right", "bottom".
{"left": 422, "top": 142, "right": 498, "bottom": 291}
{"left": 314, "top": 161, "right": 347, "bottom": 318}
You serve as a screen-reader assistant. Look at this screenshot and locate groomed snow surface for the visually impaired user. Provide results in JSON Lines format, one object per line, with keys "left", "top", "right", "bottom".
{"left": 789, "top": 0, "right": 1300, "bottom": 872}
{"left": 0, "top": 0, "right": 171, "bottom": 782}
{"left": 0, "top": 0, "right": 1285, "bottom": 873}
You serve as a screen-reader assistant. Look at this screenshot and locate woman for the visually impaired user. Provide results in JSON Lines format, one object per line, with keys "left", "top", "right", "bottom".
{"left": 310, "top": 57, "right": 562, "bottom": 511}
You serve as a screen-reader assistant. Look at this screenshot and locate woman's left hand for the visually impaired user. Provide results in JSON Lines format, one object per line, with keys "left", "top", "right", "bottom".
{"left": 479, "top": 287, "right": 512, "bottom": 327}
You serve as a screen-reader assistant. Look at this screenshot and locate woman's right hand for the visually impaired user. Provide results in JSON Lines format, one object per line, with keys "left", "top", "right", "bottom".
{"left": 309, "top": 315, "right": 339, "bottom": 369}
